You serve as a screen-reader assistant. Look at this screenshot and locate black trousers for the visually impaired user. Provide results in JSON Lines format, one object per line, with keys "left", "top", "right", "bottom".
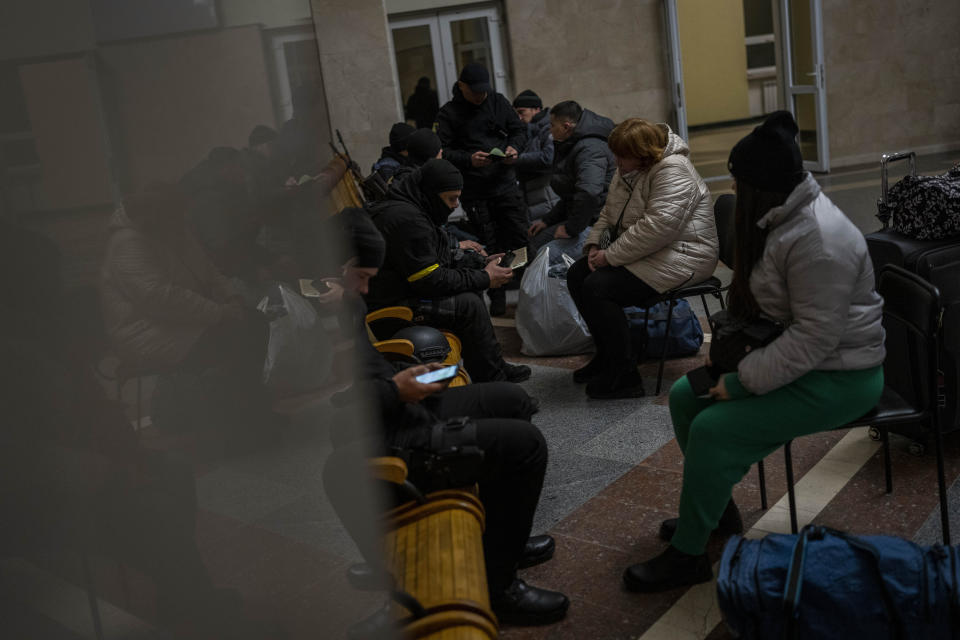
{"left": 462, "top": 187, "right": 529, "bottom": 257}
{"left": 323, "top": 382, "right": 547, "bottom": 595}
{"left": 567, "top": 256, "right": 660, "bottom": 373}
{"left": 406, "top": 291, "right": 507, "bottom": 383}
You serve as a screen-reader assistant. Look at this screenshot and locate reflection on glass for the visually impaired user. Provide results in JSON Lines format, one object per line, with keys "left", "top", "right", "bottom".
{"left": 794, "top": 93, "right": 819, "bottom": 163}
{"left": 789, "top": 0, "right": 815, "bottom": 85}
{"left": 450, "top": 18, "right": 493, "bottom": 89}
{"left": 392, "top": 25, "right": 438, "bottom": 110}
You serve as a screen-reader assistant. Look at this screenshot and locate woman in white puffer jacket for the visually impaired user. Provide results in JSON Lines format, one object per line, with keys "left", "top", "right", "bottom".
{"left": 567, "top": 118, "right": 718, "bottom": 399}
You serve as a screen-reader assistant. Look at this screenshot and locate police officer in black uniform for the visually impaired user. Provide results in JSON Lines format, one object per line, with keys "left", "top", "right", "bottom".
{"left": 365, "top": 159, "right": 531, "bottom": 384}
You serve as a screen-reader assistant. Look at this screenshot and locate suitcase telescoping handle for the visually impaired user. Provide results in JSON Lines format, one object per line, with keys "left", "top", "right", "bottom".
{"left": 879, "top": 151, "right": 917, "bottom": 205}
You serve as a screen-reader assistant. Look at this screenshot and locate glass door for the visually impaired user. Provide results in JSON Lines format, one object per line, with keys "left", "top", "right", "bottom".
{"left": 389, "top": 5, "right": 509, "bottom": 124}
{"left": 780, "top": 0, "right": 829, "bottom": 171}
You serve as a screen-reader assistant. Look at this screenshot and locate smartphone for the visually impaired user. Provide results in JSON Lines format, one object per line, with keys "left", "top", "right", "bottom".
{"left": 499, "top": 246, "right": 528, "bottom": 270}
{"left": 415, "top": 364, "right": 459, "bottom": 384}
{"left": 687, "top": 366, "right": 718, "bottom": 398}
{"left": 299, "top": 278, "right": 332, "bottom": 298}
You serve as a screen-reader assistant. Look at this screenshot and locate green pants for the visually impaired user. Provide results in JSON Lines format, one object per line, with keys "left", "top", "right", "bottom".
{"left": 669, "top": 366, "right": 884, "bottom": 555}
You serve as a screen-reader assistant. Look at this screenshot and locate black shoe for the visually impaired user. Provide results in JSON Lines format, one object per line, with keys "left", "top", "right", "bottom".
{"left": 572, "top": 356, "right": 604, "bottom": 384}
{"left": 658, "top": 499, "right": 743, "bottom": 542}
{"left": 622, "top": 545, "right": 712, "bottom": 593}
{"left": 503, "top": 363, "right": 532, "bottom": 383}
{"left": 519, "top": 535, "right": 555, "bottom": 569}
{"left": 586, "top": 370, "right": 645, "bottom": 399}
{"left": 491, "top": 578, "right": 569, "bottom": 626}
{"left": 489, "top": 291, "right": 507, "bottom": 317}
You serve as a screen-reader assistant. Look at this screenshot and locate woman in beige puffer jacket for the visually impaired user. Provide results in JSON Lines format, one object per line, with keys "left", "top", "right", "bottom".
{"left": 567, "top": 119, "right": 718, "bottom": 399}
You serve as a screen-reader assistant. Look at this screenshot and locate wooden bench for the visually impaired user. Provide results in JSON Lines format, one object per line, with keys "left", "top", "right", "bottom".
{"left": 372, "top": 457, "right": 497, "bottom": 639}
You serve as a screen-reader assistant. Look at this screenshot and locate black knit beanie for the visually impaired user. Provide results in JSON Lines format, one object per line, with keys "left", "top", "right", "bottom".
{"left": 419, "top": 158, "right": 463, "bottom": 194}
{"left": 338, "top": 207, "right": 385, "bottom": 268}
{"left": 513, "top": 89, "right": 542, "bottom": 109}
{"left": 406, "top": 129, "right": 442, "bottom": 165}
{"left": 728, "top": 110, "right": 804, "bottom": 193}
{"left": 389, "top": 122, "right": 416, "bottom": 152}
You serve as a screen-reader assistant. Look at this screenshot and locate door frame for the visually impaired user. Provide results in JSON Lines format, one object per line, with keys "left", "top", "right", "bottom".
{"left": 778, "top": 0, "right": 830, "bottom": 171}
{"left": 388, "top": 3, "right": 509, "bottom": 109}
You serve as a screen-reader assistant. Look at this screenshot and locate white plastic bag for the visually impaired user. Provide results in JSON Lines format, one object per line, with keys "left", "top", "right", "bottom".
{"left": 258, "top": 283, "right": 332, "bottom": 394}
{"left": 515, "top": 248, "right": 593, "bottom": 356}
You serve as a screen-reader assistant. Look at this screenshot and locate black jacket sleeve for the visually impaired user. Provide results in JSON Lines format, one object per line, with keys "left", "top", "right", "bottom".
{"left": 386, "top": 219, "right": 490, "bottom": 297}
{"left": 541, "top": 198, "right": 567, "bottom": 227}
{"left": 436, "top": 107, "right": 472, "bottom": 172}
{"left": 515, "top": 124, "right": 554, "bottom": 172}
{"left": 565, "top": 140, "right": 612, "bottom": 236}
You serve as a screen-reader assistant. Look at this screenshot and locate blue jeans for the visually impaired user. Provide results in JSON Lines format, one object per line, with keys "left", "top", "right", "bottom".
{"left": 530, "top": 222, "right": 591, "bottom": 265}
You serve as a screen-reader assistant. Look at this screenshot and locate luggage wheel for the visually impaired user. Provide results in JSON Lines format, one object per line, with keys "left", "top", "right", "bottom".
{"left": 868, "top": 427, "right": 881, "bottom": 441}
{"left": 908, "top": 441, "right": 926, "bottom": 457}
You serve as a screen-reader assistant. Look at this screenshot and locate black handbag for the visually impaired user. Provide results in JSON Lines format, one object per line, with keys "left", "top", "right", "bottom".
{"left": 400, "top": 417, "right": 485, "bottom": 490}
{"left": 707, "top": 309, "right": 784, "bottom": 374}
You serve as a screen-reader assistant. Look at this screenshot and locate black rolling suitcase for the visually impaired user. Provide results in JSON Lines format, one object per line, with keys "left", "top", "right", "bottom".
{"left": 866, "top": 152, "right": 960, "bottom": 452}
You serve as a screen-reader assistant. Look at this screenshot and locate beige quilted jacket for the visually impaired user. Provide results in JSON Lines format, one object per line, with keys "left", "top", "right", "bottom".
{"left": 585, "top": 125, "right": 718, "bottom": 293}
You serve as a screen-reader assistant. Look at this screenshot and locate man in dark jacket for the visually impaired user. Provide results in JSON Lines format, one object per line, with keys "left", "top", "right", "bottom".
{"left": 436, "top": 63, "right": 528, "bottom": 316}
{"left": 322, "top": 209, "right": 569, "bottom": 628}
{"left": 366, "top": 159, "right": 530, "bottom": 383}
{"left": 528, "top": 100, "right": 616, "bottom": 262}
{"left": 513, "top": 90, "right": 557, "bottom": 223}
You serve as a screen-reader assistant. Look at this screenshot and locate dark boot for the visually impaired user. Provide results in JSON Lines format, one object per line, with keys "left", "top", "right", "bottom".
{"left": 586, "top": 369, "right": 645, "bottom": 399}
{"left": 572, "top": 355, "right": 605, "bottom": 384}
{"left": 658, "top": 499, "right": 743, "bottom": 542}
{"left": 502, "top": 362, "right": 531, "bottom": 383}
{"left": 622, "top": 545, "right": 712, "bottom": 593}
{"left": 518, "top": 534, "right": 555, "bottom": 569}
{"left": 491, "top": 578, "right": 569, "bottom": 626}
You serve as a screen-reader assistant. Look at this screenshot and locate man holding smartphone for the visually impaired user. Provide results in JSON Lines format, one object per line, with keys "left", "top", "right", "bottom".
{"left": 323, "top": 209, "right": 569, "bottom": 628}
{"left": 436, "top": 63, "right": 529, "bottom": 317}
{"left": 366, "top": 158, "right": 531, "bottom": 383}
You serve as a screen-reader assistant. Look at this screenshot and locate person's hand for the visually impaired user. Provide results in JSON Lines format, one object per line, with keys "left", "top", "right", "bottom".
{"left": 588, "top": 248, "right": 609, "bottom": 271}
{"left": 484, "top": 254, "right": 514, "bottom": 288}
{"left": 393, "top": 364, "right": 450, "bottom": 403}
{"left": 471, "top": 151, "right": 491, "bottom": 168}
{"left": 459, "top": 240, "right": 487, "bottom": 256}
{"left": 284, "top": 176, "right": 298, "bottom": 188}
{"left": 503, "top": 146, "right": 519, "bottom": 165}
{"left": 708, "top": 374, "right": 731, "bottom": 401}
{"left": 528, "top": 220, "right": 547, "bottom": 237}
{"left": 554, "top": 224, "right": 571, "bottom": 239}
{"left": 315, "top": 278, "right": 344, "bottom": 305}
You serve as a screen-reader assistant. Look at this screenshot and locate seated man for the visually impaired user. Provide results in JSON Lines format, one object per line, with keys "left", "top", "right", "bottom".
{"left": 323, "top": 208, "right": 569, "bottom": 627}
{"left": 365, "top": 158, "right": 530, "bottom": 383}
{"left": 528, "top": 100, "right": 615, "bottom": 263}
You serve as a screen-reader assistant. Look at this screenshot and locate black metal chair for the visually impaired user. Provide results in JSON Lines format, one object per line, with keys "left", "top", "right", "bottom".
{"left": 762, "top": 265, "right": 951, "bottom": 544}
{"left": 646, "top": 194, "right": 736, "bottom": 394}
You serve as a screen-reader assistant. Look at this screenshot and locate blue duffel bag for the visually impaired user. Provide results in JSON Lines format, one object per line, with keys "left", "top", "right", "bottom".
{"left": 625, "top": 299, "right": 704, "bottom": 359}
{"left": 717, "top": 524, "right": 960, "bottom": 639}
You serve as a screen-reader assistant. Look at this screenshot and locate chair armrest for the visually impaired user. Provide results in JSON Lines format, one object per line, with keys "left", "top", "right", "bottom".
{"left": 368, "top": 456, "right": 409, "bottom": 485}
{"left": 373, "top": 339, "right": 416, "bottom": 358}
{"left": 366, "top": 306, "right": 414, "bottom": 324}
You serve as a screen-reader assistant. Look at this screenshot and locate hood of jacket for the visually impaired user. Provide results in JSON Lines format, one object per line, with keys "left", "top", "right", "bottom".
{"left": 566, "top": 109, "right": 615, "bottom": 146}
{"left": 372, "top": 168, "right": 452, "bottom": 227}
{"left": 658, "top": 124, "right": 691, "bottom": 161}
{"left": 531, "top": 107, "right": 551, "bottom": 127}
{"left": 756, "top": 171, "right": 819, "bottom": 231}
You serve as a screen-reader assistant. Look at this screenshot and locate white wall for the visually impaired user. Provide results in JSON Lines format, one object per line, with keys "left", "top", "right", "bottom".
{"left": 0, "top": 0, "right": 96, "bottom": 60}
{"left": 220, "top": 0, "right": 314, "bottom": 29}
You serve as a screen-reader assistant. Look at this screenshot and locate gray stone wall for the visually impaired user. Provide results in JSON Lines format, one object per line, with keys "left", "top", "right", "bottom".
{"left": 504, "top": 0, "right": 672, "bottom": 125}
{"left": 823, "top": 0, "right": 960, "bottom": 166}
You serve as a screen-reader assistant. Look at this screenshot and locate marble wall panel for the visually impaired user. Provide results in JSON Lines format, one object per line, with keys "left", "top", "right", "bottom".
{"left": 823, "top": 0, "right": 960, "bottom": 164}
